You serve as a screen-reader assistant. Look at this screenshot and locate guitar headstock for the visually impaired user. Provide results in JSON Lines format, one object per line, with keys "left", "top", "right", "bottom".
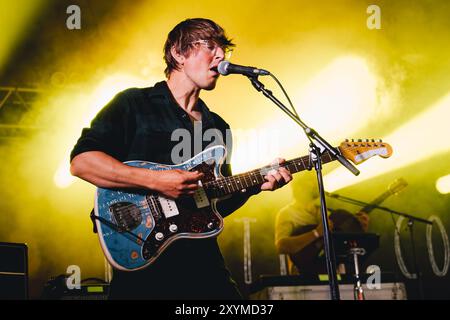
{"left": 388, "top": 178, "right": 408, "bottom": 195}
{"left": 338, "top": 139, "right": 393, "bottom": 165}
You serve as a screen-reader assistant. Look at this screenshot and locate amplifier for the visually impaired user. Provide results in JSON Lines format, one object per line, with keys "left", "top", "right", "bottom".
{"left": 59, "top": 283, "right": 109, "bottom": 300}
{"left": 41, "top": 275, "right": 109, "bottom": 300}
{"left": 0, "top": 242, "right": 28, "bottom": 299}
{"left": 249, "top": 275, "right": 407, "bottom": 300}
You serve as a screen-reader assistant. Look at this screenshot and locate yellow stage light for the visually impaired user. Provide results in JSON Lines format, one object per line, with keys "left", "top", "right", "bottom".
{"left": 293, "top": 56, "right": 379, "bottom": 139}
{"left": 54, "top": 157, "right": 73, "bottom": 188}
{"left": 436, "top": 174, "right": 450, "bottom": 194}
{"left": 324, "top": 92, "right": 450, "bottom": 192}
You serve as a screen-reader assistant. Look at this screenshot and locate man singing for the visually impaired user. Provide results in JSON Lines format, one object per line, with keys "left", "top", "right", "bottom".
{"left": 70, "top": 18, "right": 292, "bottom": 299}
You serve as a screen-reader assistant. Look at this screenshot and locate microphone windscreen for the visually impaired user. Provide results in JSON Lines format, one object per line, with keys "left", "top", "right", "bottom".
{"left": 217, "top": 60, "right": 230, "bottom": 75}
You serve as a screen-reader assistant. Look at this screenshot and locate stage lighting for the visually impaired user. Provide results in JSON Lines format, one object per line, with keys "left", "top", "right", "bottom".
{"left": 436, "top": 174, "right": 450, "bottom": 194}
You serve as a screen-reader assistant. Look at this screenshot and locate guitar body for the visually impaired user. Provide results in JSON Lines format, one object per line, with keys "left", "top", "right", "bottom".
{"left": 95, "top": 146, "right": 227, "bottom": 271}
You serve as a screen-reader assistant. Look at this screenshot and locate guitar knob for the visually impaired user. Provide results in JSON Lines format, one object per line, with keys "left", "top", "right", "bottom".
{"left": 169, "top": 224, "right": 178, "bottom": 233}
{"left": 155, "top": 232, "right": 164, "bottom": 241}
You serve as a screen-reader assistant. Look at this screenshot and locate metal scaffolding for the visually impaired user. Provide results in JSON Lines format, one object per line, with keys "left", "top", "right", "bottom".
{"left": 0, "top": 86, "right": 43, "bottom": 138}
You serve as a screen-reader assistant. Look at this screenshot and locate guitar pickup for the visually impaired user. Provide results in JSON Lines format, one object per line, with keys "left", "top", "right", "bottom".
{"left": 193, "top": 188, "right": 210, "bottom": 208}
{"left": 158, "top": 196, "right": 180, "bottom": 218}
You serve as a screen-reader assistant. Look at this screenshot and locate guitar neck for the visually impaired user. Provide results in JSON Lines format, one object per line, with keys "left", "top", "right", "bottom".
{"left": 361, "top": 190, "right": 393, "bottom": 214}
{"left": 205, "top": 151, "right": 335, "bottom": 198}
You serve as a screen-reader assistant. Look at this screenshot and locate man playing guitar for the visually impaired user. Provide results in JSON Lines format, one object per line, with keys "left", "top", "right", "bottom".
{"left": 70, "top": 18, "right": 292, "bottom": 299}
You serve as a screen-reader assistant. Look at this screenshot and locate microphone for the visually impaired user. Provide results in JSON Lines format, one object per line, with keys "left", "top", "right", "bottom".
{"left": 217, "top": 60, "right": 270, "bottom": 76}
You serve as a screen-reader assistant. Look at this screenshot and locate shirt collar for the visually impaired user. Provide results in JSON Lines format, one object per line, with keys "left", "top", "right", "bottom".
{"left": 147, "top": 80, "right": 171, "bottom": 98}
{"left": 148, "top": 80, "right": 216, "bottom": 127}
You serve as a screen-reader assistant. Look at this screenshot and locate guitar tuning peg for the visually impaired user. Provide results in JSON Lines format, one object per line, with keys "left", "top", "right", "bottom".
{"left": 365, "top": 139, "right": 369, "bottom": 142}
{"left": 371, "top": 138, "right": 375, "bottom": 142}
{"left": 351, "top": 138, "right": 355, "bottom": 142}
{"left": 345, "top": 138, "right": 349, "bottom": 142}
{"left": 358, "top": 139, "right": 362, "bottom": 142}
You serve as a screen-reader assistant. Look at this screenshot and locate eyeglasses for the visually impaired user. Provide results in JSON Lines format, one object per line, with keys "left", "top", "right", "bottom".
{"left": 189, "top": 39, "right": 233, "bottom": 60}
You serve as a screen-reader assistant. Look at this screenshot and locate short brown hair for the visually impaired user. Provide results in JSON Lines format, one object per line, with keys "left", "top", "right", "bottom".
{"left": 163, "top": 18, "right": 235, "bottom": 78}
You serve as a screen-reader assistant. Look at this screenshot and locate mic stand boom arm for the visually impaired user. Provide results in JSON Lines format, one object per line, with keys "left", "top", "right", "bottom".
{"left": 326, "top": 193, "right": 432, "bottom": 225}
{"left": 247, "top": 75, "right": 360, "bottom": 300}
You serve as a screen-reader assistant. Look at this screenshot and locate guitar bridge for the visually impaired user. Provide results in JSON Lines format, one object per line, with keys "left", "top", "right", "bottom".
{"left": 109, "top": 202, "right": 142, "bottom": 232}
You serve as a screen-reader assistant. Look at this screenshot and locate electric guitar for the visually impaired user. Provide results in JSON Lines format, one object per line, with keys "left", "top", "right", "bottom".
{"left": 289, "top": 177, "right": 407, "bottom": 275}
{"left": 94, "top": 139, "right": 393, "bottom": 271}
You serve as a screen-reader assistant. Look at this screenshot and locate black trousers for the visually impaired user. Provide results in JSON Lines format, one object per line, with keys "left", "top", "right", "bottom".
{"left": 108, "top": 268, "right": 242, "bottom": 300}
{"left": 108, "top": 239, "right": 243, "bottom": 300}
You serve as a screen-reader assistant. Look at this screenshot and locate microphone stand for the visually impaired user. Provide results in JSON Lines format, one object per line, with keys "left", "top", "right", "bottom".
{"left": 327, "top": 193, "right": 432, "bottom": 299}
{"left": 247, "top": 75, "right": 360, "bottom": 300}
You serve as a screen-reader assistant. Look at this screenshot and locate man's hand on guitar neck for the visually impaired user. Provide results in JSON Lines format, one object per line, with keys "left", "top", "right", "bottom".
{"left": 261, "top": 158, "right": 293, "bottom": 192}
{"left": 355, "top": 211, "right": 370, "bottom": 232}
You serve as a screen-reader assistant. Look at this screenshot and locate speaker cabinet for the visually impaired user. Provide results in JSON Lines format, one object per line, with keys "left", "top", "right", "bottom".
{"left": 0, "top": 242, "right": 28, "bottom": 299}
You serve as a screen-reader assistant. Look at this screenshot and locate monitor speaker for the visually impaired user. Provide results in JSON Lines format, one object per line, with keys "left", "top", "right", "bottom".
{"left": 0, "top": 242, "right": 28, "bottom": 299}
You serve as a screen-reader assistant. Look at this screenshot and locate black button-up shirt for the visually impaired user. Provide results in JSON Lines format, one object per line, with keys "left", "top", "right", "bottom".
{"left": 70, "top": 81, "right": 241, "bottom": 299}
